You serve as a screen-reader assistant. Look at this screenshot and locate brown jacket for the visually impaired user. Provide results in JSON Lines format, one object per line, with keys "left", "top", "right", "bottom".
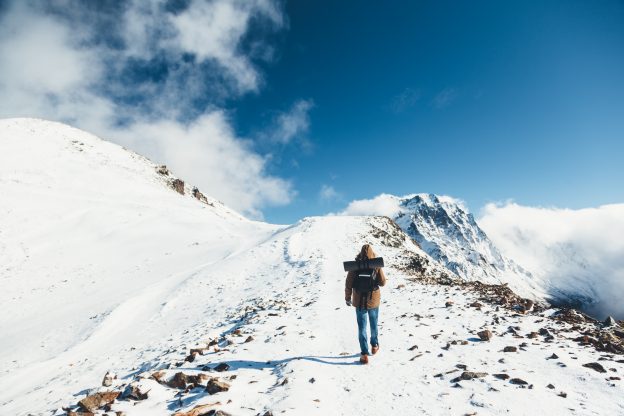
{"left": 345, "top": 244, "right": 387, "bottom": 309}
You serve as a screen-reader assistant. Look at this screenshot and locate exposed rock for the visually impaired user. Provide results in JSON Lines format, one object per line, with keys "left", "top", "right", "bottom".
{"left": 214, "top": 363, "right": 230, "bottom": 372}
{"left": 547, "top": 353, "right": 559, "bottom": 360}
{"left": 151, "top": 371, "right": 167, "bottom": 383}
{"left": 539, "top": 328, "right": 551, "bottom": 337}
{"left": 171, "top": 179, "right": 185, "bottom": 195}
{"left": 477, "top": 330, "right": 493, "bottom": 341}
{"left": 454, "top": 371, "right": 488, "bottom": 382}
{"left": 121, "top": 382, "right": 149, "bottom": 401}
{"left": 503, "top": 346, "right": 517, "bottom": 352}
{"left": 244, "top": 335, "right": 254, "bottom": 343}
{"left": 604, "top": 316, "right": 618, "bottom": 327}
{"left": 558, "top": 392, "right": 567, "bottom": 398}
{"left": 469, "top": 301, "right": 482, "bottom": 308}
{"left": 172, "top": 403, "right": 222, "bottom": 416}
{"left": 527, "top": 331, "right": 539, "bottom": 339}
{"left": 445, "top": 301, "right": 454, "bottom": 307}
{"left": 582, "top": 362, "right": 607, "bottom": 373}
{"left": 78, "top": 392, "right": 120, "bottom": 412}
{"left": 206, "top": 379, "right": 230, "bottom": 395}
{"left": 493, "top": 373, "right": 509, "bottom": 380}
{"left": 547, "top": 383, "right": 555, "bottom": 389}
{"left": 156, "top": 165, "right": 169, "bottom": 176}
{"left": 102, "top": 371, "right": 114, "bottom": 387}
{"left": 509, "top": 378, "right": 528, "bottom": 385}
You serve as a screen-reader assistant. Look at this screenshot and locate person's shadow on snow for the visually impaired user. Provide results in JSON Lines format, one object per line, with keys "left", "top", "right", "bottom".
{"left": 179, "top": 354, "right": 362, "bottom": 372}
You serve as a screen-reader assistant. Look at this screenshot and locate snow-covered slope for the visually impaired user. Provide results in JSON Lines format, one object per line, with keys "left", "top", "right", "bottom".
{"left": 1, "top": 119, "right": 622, "bottom": 416}
{"left": 389, "top": 194, "right": 545, "bottom": 299}
{"left": 0, "top": 118, "right": 279, "bottom": 408}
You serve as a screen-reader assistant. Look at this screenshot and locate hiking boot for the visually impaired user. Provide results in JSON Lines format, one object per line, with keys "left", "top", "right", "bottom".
{"left": 359, "top": 354, "right": 369, "bottom": 364}
{"left": 371, "top": 345, "right": 379, "bottom": 355}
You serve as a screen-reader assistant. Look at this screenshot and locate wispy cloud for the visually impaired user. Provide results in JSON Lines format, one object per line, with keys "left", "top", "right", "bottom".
{"left": 432, "top": 87, "right": 458, "bottom": 109}
{"left": 319, "top": 184, "right": 341, "bottom": 202}
{"left": 0, "top": 0, "right": 293, "bottom": 218}
{"left": 388, "top": 88, "right": 420, "bottom": 113}
{"left": 264, "top": 99, "right": 314, "bottom": 145}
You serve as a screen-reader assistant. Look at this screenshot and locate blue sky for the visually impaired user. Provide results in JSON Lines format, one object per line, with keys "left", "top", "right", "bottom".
{"left": 237, "top": 0, "right": 624, "bottom": 222}
{"left": 0, "top": 1, "right": 623, "bottom": 223}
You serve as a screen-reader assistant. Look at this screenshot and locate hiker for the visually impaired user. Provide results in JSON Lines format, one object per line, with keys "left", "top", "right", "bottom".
{"left": 344, "top": 244, "right": 387, "bottom": 364}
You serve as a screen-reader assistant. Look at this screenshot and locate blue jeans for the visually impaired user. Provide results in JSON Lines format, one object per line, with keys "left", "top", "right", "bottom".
{"left": 356, "top": 307, "right": 379, "bottom": 355}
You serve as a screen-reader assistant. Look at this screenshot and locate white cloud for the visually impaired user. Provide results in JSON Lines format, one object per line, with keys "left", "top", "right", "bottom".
{"left": 389, "top": 88, "right": 420, "bottom": 113}
{"left": 265, "top": 99, "right": 314, "bottom": 145}
{"left": 432, "top": 87, "right": 457, "bottom": 109}
{"left": 319, "top": 184, "right": 340, "bottom": 202}
{"left": 113, "top": 112, "right": 293, "bottom": 219}
{"left": 339, "top": 193, "right": 403, "bottom": 217}
{"left": 479, "top": 202, "right": 624, "bottom": 319}
{"left": 0, "top": 0, "right": 295, "bottom": 217}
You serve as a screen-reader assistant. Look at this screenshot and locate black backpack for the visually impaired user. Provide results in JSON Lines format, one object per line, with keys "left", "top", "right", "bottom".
{"left": 353, "top": 267, "right": 378, "bottom": 308}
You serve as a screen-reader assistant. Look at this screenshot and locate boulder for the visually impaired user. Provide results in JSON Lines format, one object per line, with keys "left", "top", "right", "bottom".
{"left": 206, "top": 379, "right": 230, "bottom": 395}
{"left": 582, "top": 362, "right": 607, "bottom": 373}
{"left": 102, "top": 371, "right": 114, "bottom": 387}
{"left": 172, "top": 403, "right": 222, "bottom": 416}
{"left": 477, "top": 330, "right": 493, "bottom": 341}
{"left": 509, "top": 378, "right": 528, "bottom": 385}
{"left": 503, "top": 346, "right": 517, "bottom": 352}
{"left": 78, "top": 391, "right": 120, "bottom": 412}
{"left": 213, "top": 363, "right": 230, "bottom": 372}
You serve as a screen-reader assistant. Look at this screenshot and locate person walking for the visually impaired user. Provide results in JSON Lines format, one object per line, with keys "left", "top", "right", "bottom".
{"left": 344, "top": 244, "right": 387, "bottom": 364}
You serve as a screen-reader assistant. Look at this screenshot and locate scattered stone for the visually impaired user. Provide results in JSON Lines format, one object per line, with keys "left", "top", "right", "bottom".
{"left": 78, "top": 392, "right": 120, "bottom": 412}
{"left": 185, "top": 352, "right": 199, "bottom": 363}
{"left": 206, "top": 379, "right": 230, "bottom": 395}
{"left": 151, "top": 371, "right": 167, "bottom": 383}
{"left": 547, "top": 384, "right": 555, "bottom": 389}
{"left": 102, "top": 371, "right": 114, "bottom": 387}
{"left": 509, "top": 378, "right": 528, "bottom": 385}
{"left": 558, "top": 392, "right": 567, "bottom": 398}
{"left": 408, "top": 344, "right": 418, "bottom": 351}
{"left": 244, "top": 336, "right": 254, "bottom": 343}
{"left": 583, "top": 362, "right": 607, "bottom": 373}
{"left": 214, "top": 363, "right": 230, "bottom": 372}
{"left": 445, "top": 301, "right": 454, "bottom": 307}
{"left": 453, "top": 371, "right": 488, "bottom": 382}
{"left": 309, "top": 377, "right": 316, "bottom": 384}
{"left": 172, "top": 403, "right": 222, "bottom": 416}
{"left": 477, "top": 330, "right": 493, "bottom": 341}
{"left": 539, "top": 328, "right": 551, "bottom": 337}
{"left": 547, "top": 353, "right": 559, "bottom": 360}
{"left": 527, "top": 332, "right": 539, "bottom": 339}
{"left": 121, "top": 382, "right": 149, "bottom": 401}
{"left": 503, "top": 346, "right": 517, "bottom": 352}
{"left": 493, "top": 373, "right": 510, "bottom": 380}
{"left": 470, "top": 301, "right": 483, "bottom": 308}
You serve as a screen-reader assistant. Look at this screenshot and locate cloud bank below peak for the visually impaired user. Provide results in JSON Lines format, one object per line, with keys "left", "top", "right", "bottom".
{"left": 479, "top": 201, "right": 624, "bottom": 319}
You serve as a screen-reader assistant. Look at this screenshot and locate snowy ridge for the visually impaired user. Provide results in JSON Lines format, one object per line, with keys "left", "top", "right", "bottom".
{"left": 0, "top": 119, "right": 623, "bottom": 416}
{"left": 391, "top": 194, "right": 545, "bottom": 299}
